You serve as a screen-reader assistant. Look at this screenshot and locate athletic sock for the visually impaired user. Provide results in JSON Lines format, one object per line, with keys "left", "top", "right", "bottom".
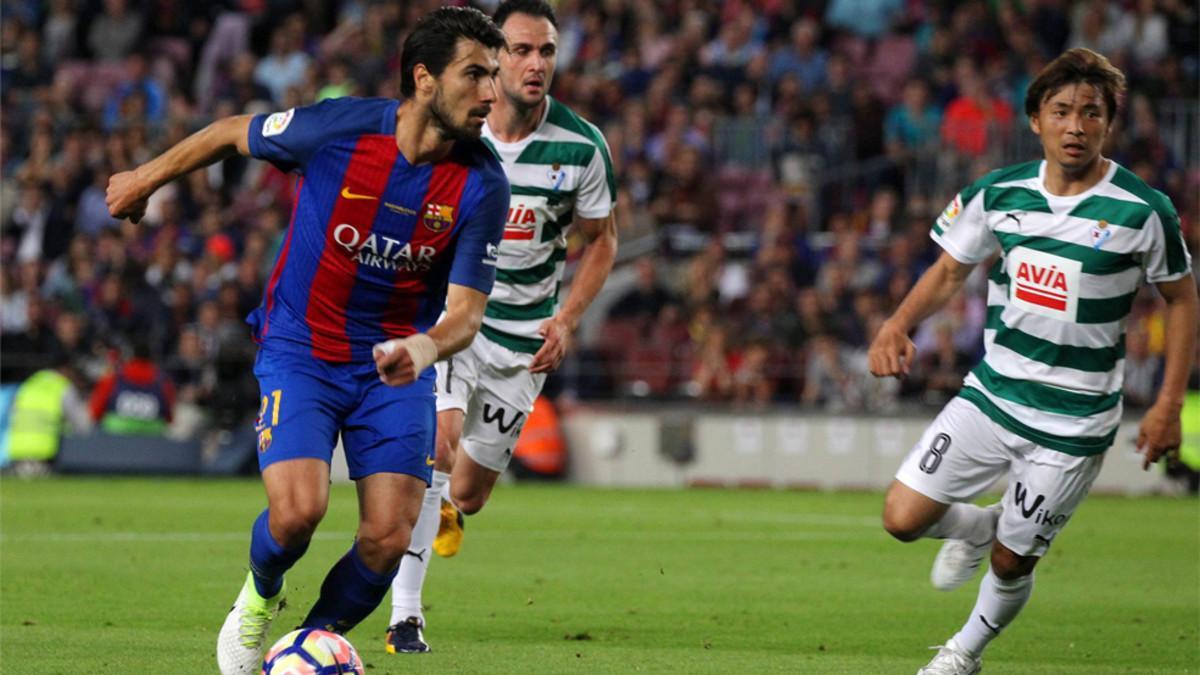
{"left": 923, "top": 503, "right": 995, "bottom": 544}
{"left": 248, "top": 508, "right": 308, "bottom": 598}
{"left": 301, "top": 543, "right": 398, "bottom": 633}
{"left": 952, "top": 569, "right": 1035, "bottom": 657}
{"left": 389, "top": 470, "right": 448, "bottom": 625}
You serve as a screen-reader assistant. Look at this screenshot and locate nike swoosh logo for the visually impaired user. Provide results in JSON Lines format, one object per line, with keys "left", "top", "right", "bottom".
{"left": 425, "top": 456, "right": 435, "bottom": 466}
{"left": 341, "top": 187, "right": 377, "bottom": 201}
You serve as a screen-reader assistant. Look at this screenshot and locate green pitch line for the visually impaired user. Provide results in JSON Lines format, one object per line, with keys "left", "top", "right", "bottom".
{"left": 2, "top": 478, "right": 1197, "bottom": 673}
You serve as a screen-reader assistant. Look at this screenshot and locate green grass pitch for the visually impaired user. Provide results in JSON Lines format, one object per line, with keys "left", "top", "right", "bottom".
{"left": 2, "top": 478, "right": 1197, "bottom": 673}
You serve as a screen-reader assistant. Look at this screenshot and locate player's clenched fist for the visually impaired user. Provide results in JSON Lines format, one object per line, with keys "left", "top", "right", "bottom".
{"left": 106, "top": 169, "right": 151, "bottom": 224}
{"left": 868, "top": 319, "right": 916, "bottom": 378}
{"left": 373, "top": 334, "right": 439, "bottom": 387}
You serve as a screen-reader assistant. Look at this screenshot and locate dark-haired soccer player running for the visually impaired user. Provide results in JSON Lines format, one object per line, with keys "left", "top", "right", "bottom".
{"left": 869, "top": 48, "right": 1196, "bottom": 674}
{"left": 385, "top": 0, "right": 618, "bottom": 654}
{"left": 107, "top": 8, "right": 510, "bottom": 674}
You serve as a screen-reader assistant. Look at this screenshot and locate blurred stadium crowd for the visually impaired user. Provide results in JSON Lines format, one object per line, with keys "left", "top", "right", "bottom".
{"left": 1, "top": 0, "right": 1197, "bottom": 439}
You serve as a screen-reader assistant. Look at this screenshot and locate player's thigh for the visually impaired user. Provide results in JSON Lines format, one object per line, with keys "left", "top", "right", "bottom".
{"left": 458, "top": 350, "right": 545, "bottom": 479}
{"left": 450, "top": 449, "right": 502, "bottom": 514}
{"left": 996, "top": 446, "right": 1104, "bottom": 558}
{"left": 342, "top": 374, "right": 437, "bottom": 483}
{"left": 894, "top": 397, "right": 1012, "bottom": 504}
{"left": 435, "top": 408, "right": 465, "bottom": 464}
{"left": 253, "top": 348, "right": 349, "bottom": 480}
{"left": 434, "top": 337, "right": 481, "bottom": 420}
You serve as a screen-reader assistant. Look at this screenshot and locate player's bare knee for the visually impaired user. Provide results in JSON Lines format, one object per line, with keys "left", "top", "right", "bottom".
{"left": 453, "top": 488, "right": 487, "bottom": 515}
{"left": 882, "top": 508, "right": 926, "bottom": 542}
{"left": 357, "top": 522, "right": 413, "bottom": 566}
{"left": 990, "top": 543, "right": 1037, "bottom": 579}
{"left": 270, "top": 502, "right": 326, "bottom": 546}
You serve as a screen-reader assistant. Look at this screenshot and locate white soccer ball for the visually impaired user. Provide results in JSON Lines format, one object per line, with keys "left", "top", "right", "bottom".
{"left": 261, "top": 628, "right": 364, "bottom": 675}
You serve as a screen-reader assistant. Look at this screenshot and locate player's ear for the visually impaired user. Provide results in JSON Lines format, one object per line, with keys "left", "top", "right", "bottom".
{"left": 1029, "top": 113, "right": 1040, "bottom": 136}
{"left": 413, "top": 64, "right": 436, "bottom": 98}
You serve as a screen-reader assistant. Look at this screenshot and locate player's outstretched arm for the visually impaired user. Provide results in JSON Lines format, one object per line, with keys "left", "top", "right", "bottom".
{"left": 106, "top": 115, "right": 255, "bottom": 223}
{"left": 868, "top": 251, "right": 975, "bottom": 378}
{"left": 373, "top": 284, "right": 488, "bottom": 387}
{"left": 1137, "top": 276, "right": 1199, "bottom": 470}
{"left": 530, "top": 212, "right": 618, "bottom": 374}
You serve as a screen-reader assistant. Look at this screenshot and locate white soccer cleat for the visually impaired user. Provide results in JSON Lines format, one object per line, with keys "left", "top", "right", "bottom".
{"left": 216, "top": 572, "right": 286, "bottom": 675}
{"left": 917, "top": 638, "right": 982, "bottom": 675}
{"left": 930, "top": 503, "right": 1002, "bottom": 592}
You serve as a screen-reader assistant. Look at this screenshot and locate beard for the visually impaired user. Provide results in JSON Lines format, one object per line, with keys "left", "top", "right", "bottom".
{"left": 430, "top": 90, "right": 483, "bottom": 142}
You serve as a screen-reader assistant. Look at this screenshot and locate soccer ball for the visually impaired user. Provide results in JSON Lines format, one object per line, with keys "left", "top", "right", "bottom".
{"left": 262, "top": 628, "right": 364, "bottom": 675}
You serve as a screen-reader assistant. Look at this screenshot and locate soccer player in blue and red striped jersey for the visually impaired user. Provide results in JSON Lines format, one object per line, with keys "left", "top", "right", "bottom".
{"left": 106, "top": 8, "right": 509, "bottom": 674}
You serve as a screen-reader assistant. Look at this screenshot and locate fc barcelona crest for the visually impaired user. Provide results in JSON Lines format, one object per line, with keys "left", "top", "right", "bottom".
{"left": 422, "top": 203, "right": 455, "bottom": 232}
{"left": 258, "top": 427, "right": 273, "bottom": 453}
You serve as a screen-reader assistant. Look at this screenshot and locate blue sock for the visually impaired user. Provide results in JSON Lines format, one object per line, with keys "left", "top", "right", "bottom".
{"left": 249, "top": 509, "right": 308, "bottom": 598}
{"left": 300, "top": 543, "right": 398, "bottom": 633}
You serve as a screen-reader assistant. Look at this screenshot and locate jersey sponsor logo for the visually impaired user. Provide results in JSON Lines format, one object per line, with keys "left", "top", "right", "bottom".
{"left": 936, "top": 193, "right": 962, "bottom": 231}
{"left": 1008, "top": 248, "right": 1082, "bottom": 321}
{"left": 481, "top": 402, "right": 525, "bottom": 438}
{"left": 421, "top": 203, "right": 455, "bottom": 233}
{"left": 1091, "top": 220, "right": 1112, "bottom": 250}
{"left": 340, "top": 186, "right": 378, "bottom": 201}
{"left": 1014, "top": 481, "right": 1068, "bottom": 526}
{"left": 332, "top": 223, "right": 436, "bottom": 272}
{"left": 262, "top": 109, "right": 294, "bottom": 137}
{"left": 504, "top": 204, "right": 539, "bottom": 240}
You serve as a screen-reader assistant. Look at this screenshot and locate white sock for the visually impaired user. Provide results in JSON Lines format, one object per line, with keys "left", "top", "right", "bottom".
{"left": 952, "top": 569, "right": 1034, "bottom": 657}
{"left": 389, "top": 470, "right": 449, "bottom": 626}
{"left": 924, "top": 503, "right": 995, "bottom": 544}
{"left": 440, "top": 472, "right": 452, "bottom": 503}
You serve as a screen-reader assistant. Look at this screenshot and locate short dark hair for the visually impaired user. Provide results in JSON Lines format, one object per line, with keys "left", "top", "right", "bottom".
{"left": 492, "top": 0, "right": 558, "bottom": 30}
{"left": 1024, "top": 48, "right": 1126, "bottom": 121}
{"left": 400, "top": 6, "right": 506, "bottom": 98}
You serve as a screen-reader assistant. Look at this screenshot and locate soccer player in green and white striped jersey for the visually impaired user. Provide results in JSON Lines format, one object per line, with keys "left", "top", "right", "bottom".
{"left": 869, "top": 49, "right": 1196, "bottom": 675}
{"left": 386, "top": 0, "right": 618, "bottom": 653}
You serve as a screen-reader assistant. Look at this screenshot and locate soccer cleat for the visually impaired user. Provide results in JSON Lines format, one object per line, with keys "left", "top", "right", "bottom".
{"left": 385, "top": 616, "right": 430, "bottom": 654}
{"left": 432, "top": 499, "right": 464, "bottom": 558}
{"left": 216, "top": 572, "right": 286, "bottom": 675}
{"left": 930, "top": 503, "right": 1002, "bottom": 592}
{"left": 917, "top": 638, "right": 982, "bottom": 674}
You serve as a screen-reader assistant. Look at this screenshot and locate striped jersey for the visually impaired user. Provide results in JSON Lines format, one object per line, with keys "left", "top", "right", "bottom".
{"left": 476, "top": 97, "right": 615, "bottom": 353}
{"left": 933, "top": 159, "right": 1192, "bottom": 456}
{"left": 246, "top": 97, "right": 508, "bottom": 364}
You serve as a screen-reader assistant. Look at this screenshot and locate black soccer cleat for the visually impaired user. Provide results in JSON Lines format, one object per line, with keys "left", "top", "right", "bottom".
{"left": 385, "top": 616, "right": 430, "bottom": 654}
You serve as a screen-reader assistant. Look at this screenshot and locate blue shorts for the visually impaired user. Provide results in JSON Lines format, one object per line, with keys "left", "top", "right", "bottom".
{"left": 252, "top": 347, "right": 436, "bottom": 482}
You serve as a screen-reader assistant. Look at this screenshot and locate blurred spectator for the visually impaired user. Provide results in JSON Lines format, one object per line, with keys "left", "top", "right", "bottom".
{"left": 88, "top": 0, "right": 144, "bottom": 62}
{"left": 916, "top": 321, "right": 974, "bottom": 405}
{"left": 768, "top": 18, "right": 827, "bottom": 92}
{"left": 825, "top": 0, "right": 905, "bottom": 40}
{"left": 802, "top": 333, "right": 852, "bottom": 410}
{"left": 255, "top": 24, "right": 311, "bottom": 104}
{"left": 89, "top": 336, "right": 176, "bottom": 436}
{"left": 102, "top": 52, "right": 166, "bottom": 132}
{"left": 609, "top": 256, "right": 675, "bottom": 322}
{"left": 1123, "top": 325, "right": 1160, "bottom": 409}
{"left": 940, "top": 61, "right": 1013, "bottom": 157}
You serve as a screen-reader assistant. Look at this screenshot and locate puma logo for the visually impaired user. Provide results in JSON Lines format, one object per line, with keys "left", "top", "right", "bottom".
{"left": 405, "top": 548, "right": 427, "bottom": 562}
{"left": 979, "top": 615, "right": 1001, "bottom": 635}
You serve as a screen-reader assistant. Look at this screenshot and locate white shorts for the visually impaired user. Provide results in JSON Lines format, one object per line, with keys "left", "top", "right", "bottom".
{"left": 434, "top": 331, "right": 546, "bottom": 472}
{"left": 896, "top": 397, "right": 1105, "bottom": 557}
